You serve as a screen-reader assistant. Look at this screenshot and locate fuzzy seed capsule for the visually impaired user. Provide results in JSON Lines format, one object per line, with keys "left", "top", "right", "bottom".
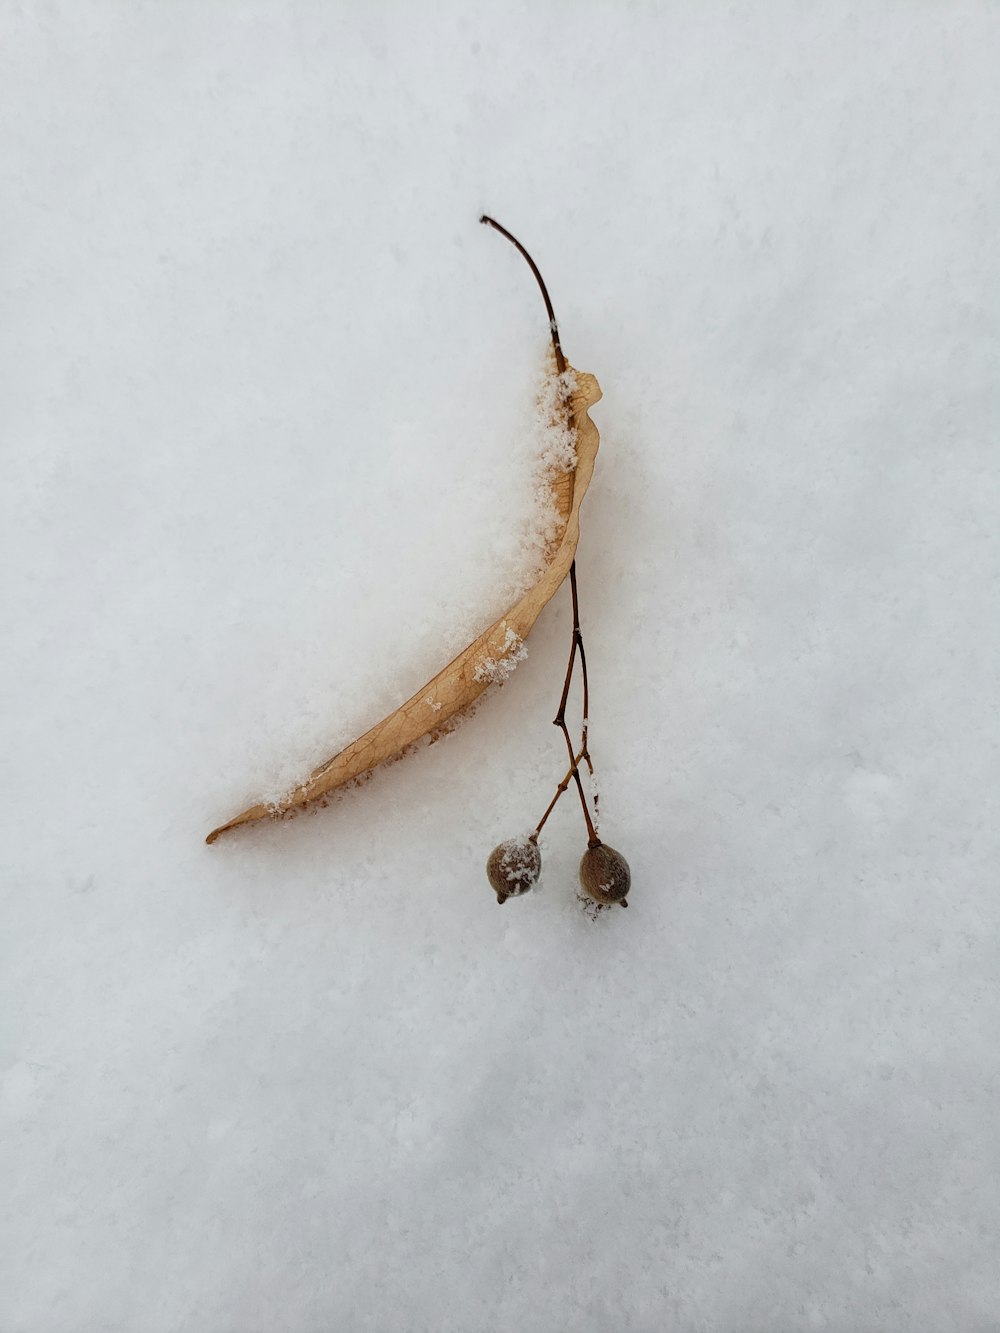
{"left": 579, "top": 841, "right": 630, "bottom": 907}
{"left": 486, "top": 836, "right": 541, "bottom": 904}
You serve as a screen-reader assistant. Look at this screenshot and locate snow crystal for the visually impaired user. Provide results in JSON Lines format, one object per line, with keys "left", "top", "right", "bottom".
{"left": 520, "top": 366, "right": 580, "bottom": 561}
{"left": 473, "top": 623, "right": 528, "bottom": 684}
{"left": 498, "top": 834, "right": 539, "bottom": 887}
{"left": 585, "top": 744, "right": 601, "bottom": 833}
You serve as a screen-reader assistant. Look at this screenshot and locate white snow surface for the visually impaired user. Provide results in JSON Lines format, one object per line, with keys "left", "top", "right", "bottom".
{"left": 3, "top": 5, "right": 1000, "bottom": 1330}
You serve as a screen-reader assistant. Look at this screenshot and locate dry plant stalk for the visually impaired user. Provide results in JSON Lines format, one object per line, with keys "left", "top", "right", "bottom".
{"left": 477, "top": 216, "right": 630, "bottom": 913}
{"left": 206, "top": 359, "right": 602, "bottom": 844}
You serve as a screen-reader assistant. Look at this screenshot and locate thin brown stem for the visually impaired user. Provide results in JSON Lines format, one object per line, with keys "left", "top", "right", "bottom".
{"left": 481, "top": 215, "right": 599, "bottom": 846}
{"left": 534, "top": 746, "right": 586, "bottom": 837}
{"left": 552, "top": 564, "right": 599, "bottom": 846}
{"left": 570, "top": 564, "right": 598, "bottom": 820}
{"left": 571, "top": 565, "right": 592, "bottom": 762}
{"left": 479, "top": 215, "right": 566, "bottom": 374}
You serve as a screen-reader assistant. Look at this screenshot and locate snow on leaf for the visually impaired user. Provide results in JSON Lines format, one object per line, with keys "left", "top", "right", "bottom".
{"left": 473, "top": 623, "right": 528, "bottom": 684}
{"left": 205, "top": 366, "right": 602, "bottom": 844}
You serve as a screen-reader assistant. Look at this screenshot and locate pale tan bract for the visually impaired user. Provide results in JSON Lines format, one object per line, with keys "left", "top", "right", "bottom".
{"left": 205, "top": 367, "right": 602, "bottom": 844}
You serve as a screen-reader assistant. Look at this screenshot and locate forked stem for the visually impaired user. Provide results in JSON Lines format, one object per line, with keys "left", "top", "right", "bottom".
{"left": 535, "top": 746, "right": 586, "bottom": 837}
{"left": 480, "top": 214, "right": 599, "bottom": 846}
{"left": 553, "top": 564, "right": 599, "bottom": 846}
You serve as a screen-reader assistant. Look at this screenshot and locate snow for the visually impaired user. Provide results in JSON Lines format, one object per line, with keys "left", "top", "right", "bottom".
{"left": 474, "top": 623, "right": 528, "bottom": 684}
{"left": 3, "top": 4, "right": 1000, "bottom": 1329}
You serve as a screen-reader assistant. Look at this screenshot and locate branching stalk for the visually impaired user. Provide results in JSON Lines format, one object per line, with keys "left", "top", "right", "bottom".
{"left": 535, "top": 747, "right": 586, "bottom": 837}
{"left": 480, "top": 215, "right": 600, "bottom": 847}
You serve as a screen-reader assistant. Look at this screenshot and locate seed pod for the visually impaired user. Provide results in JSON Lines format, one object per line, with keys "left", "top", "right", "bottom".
{"left": 486, "top": 835, "right": 541, "bottom": 904}
{"left": 579, "top": 841, "right": 630, "bottom": 907}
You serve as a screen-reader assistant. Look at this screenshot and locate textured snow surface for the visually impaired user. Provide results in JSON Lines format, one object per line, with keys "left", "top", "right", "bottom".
{"left": 3, "top": 4, "right": 1000, "bottom": 1330}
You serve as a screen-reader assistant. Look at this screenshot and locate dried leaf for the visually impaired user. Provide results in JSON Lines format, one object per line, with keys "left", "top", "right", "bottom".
{"left": 206, "top": 367, "right": 602, "bottom": 843}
